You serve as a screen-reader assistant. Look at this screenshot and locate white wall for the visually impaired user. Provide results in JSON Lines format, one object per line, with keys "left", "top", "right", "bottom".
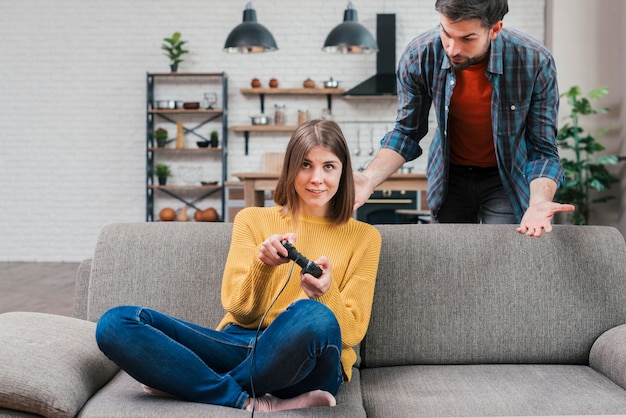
{"left": 549, "top": 0, "right": 625, "bottom": 229}
{"left": 1, "top": 0, "right": 552, "bottom": 261}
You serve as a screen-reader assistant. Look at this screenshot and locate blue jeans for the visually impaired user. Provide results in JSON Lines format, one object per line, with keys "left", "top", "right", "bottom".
{"left": 435, "top": 165, "right": 518, "bottom": 224}
{"left": 95, "top": 299, "right": 343, "bottom": 409}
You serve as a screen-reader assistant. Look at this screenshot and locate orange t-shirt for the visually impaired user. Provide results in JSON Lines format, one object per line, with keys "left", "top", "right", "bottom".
{"left": 448, "top": 58, "right": 497, "bottom": 167}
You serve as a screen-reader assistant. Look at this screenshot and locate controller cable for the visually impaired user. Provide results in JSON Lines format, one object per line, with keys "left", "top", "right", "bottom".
{"left": 248, "top": 261, "right": 297, "bottom": 417}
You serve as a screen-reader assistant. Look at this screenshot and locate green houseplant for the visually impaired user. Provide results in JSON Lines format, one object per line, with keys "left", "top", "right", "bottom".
{"left": 210, "top": 130, "right": 219, "bottom": 148}
{"left": 161, "top": 32, "right": 188, "bottom": 72}
{"left": 555, "top": 86, "right": 621, "bottom": 225}
{"left": 154, "top": 127, "right": 168, "bottom": 148}
{"left": 154, "top": 163, "right": 172, "bottom": 186}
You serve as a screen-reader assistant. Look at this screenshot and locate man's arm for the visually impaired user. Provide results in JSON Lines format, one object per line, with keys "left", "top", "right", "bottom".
{"left": 353, "top": 148, "right": 407, "bottom": 210}
{"left": 516, "top": 178, "right": 575, "bottom": 237}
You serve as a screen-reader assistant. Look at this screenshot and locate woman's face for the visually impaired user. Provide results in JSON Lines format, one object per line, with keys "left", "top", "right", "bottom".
{"left": 294, "top": 145, "right": 343, "bottom": 217}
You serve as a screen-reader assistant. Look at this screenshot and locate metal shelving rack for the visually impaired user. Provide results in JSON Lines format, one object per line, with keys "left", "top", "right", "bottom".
{"left": 146, "top": 71, "right": 228, "bottom": 221}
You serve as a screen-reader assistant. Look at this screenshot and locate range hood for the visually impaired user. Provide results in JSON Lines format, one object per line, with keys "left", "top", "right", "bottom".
{"left": 344, "top": 14, "right": 396, "bottom": 97}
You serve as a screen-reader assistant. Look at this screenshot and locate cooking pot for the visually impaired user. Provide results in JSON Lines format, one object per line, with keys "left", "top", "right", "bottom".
{"left": 323, "top": 77, "right": 340, "bottom": 88}
{"left": 251, "top": 115, "right": 270, "bottom": 125}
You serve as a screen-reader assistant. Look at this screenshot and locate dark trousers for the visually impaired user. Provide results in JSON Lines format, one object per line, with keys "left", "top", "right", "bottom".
{"left": 435, "top": 165, "right": 517, "bottom": 224}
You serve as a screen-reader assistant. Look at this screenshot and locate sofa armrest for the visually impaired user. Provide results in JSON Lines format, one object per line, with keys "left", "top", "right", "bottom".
{"left": 73, "top": 258, "right": 92, "bottom": 320}
{"left": 0, "top": 312, "right": 119, "bottom": 418}
{"left": 589, "top": 324, "right": 626, "bottom": 390}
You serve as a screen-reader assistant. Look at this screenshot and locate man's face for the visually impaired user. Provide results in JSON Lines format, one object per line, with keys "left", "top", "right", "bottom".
{"left": 439, "top": 14, "right": 503, "bottom": 71}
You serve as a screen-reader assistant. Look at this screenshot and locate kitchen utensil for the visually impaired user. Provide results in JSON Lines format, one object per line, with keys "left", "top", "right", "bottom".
{"left": 251, "top": 115, "right": 270, "bottom": 125}
{"left": 323, "top": 77, "right": 340, "bottom": 88}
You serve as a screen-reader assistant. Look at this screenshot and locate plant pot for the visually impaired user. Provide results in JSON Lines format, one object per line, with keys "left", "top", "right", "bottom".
{"left": 170, "top": 63, "right": 178, "bottom": 73}
{"left": 156, "top": 138, "right": 167, "bottom": 148}
{"left": 210, "top": 138, "right": 218, "bottom": 148}
{"left": 158, "top": 176, "right": 167, "bottom": 186}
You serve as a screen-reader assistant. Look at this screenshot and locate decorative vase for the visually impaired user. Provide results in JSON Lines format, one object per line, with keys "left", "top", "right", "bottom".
{"left": 176, "top": 122, "right": 184, "bottom": 149}
{"left": 177, "top": 207, "right": 188, "bottom": 222}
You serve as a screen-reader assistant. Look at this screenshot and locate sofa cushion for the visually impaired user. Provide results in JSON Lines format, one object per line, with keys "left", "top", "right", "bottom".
{"left": 78, "top": 369, "right": 366, "bottom": 417}
{"left": 84, "top": 223, "right": 233, "bottom": 326}
{"left": 0, "top": 312, "right": 119, "bottom": 418}
{"left": 360, "top": 364, "right": 626, "bottom": 417}
{"left": 363, "top": 224, "right": 626, "bottom": 367}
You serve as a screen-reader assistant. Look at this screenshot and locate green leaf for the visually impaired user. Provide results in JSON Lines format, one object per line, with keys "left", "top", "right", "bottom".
{"left": 597, "top": 155, "right": 619, "bottom": 165}
{"left": 588, "top": 86, "right": 609, "bottom": 100}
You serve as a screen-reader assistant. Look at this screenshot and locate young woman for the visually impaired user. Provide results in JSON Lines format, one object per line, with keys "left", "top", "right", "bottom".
{"left": 95, "top": 119, "right": 382, "bottom": 412}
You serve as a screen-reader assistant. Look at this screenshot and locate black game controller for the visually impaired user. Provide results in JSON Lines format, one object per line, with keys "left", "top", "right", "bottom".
{"left": 280, "top": 240, "right": 323, "bottom": 278}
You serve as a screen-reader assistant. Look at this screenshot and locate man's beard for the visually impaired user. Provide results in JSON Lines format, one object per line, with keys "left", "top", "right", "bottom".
{"left": 448, "top": 47, "right": 490, "bottom": 71}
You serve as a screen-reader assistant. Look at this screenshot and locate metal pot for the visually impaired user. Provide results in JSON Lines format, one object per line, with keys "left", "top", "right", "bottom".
{"left": 251, "top": 115, "right": 270, "bottom": 125}
{"left": 323, "top": 77, "right": 340, "bottom": 88}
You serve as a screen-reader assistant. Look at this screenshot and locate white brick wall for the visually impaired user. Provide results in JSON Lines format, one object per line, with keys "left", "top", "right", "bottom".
{"left": 0, "top": 0, "right": 545, "bottom": 261}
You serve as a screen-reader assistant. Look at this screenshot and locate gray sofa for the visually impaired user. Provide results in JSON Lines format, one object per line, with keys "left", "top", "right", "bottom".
{"left": 1, "top": 222, "right": 626, "bottom": 417}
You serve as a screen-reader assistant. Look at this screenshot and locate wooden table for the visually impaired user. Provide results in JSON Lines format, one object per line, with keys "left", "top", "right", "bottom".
{"left": 232, "top": 172, "right": 427, "bottom": 207}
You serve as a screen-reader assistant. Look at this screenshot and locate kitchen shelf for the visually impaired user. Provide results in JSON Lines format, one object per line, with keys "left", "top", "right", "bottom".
{"left": 148, "top": 109, "right": 223, "bottom": 115}
{"left": 240, "top": 87, "right": 345, "bottom": 113}
{"left": 234, "top": 87, "right": 344, "bottom": 155}
{"left": 149, "top": 147, "right": 222, "bottom": 153}
{"left": 146, "top": 71, "right": 228, "bottom": 221}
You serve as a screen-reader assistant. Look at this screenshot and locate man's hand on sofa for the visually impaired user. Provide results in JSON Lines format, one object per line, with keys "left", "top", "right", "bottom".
{"left": 517, "top": 200, "right": 576, "bottom": 237}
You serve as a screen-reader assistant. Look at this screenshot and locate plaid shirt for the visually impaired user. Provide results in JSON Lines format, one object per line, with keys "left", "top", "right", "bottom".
{"left": 381, "top": 26, "right": 564, "bottom": 221}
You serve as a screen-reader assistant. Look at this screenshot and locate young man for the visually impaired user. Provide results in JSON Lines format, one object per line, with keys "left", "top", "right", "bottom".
{"left": 354, "top": 0, "right": 574, "bottom": 237}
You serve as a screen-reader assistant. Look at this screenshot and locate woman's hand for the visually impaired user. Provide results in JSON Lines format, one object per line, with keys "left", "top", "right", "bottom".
{"left": 300, "top": 257, "right": 331, "bottom": 298}
{"left": 258, "top": 233, "right": 297, "bottom": 266}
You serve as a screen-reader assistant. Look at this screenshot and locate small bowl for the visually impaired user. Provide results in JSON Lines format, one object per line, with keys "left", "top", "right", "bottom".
{"left": 323, "top": 78, "right": 340, "bottom": 88}
{"left": 197, "top": 141, "right": 209, "bottom": 148}
{"left": 183, "top": 102, "right": 200, "bottom": 110}
{"left": 201, "top": 181, "right": 218, "bottom": 186}
{"left": 251, "top": 115, "right": 270, "bottom": 125}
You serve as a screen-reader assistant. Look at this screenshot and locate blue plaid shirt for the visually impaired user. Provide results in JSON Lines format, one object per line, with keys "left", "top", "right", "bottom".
{"left": 381, "top": 26, "right": 564, "bottom": 221}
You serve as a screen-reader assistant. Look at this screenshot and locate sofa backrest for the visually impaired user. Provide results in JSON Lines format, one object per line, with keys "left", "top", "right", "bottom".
{"left": 361, "top": 224, "right": 626, "bottom": 367}
{"left": 77, "top": 223, "right": 626, "bottom": 368}
{"left": 80, "top": 222, "right": 232, "bottom": 328}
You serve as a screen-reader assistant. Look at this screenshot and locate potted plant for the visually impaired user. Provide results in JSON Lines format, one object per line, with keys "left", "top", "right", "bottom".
{"left": 161, "top": 32, "right": 188, "bottom": 72}
{"left": 154, "top": 127, "right": 168, "bottom": 148}
{"left": 555, "top": 86, "right": 622, "bottom": 225}
{"left": 210, "top": 130, "right": 219, "bottom": 148}
{"left": 154, "top": 163, "right": 172, "bottom": 186}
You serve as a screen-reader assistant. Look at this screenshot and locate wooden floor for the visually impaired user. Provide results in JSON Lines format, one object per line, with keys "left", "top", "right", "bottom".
{"left": 0, "top": 262, "right": 79, "bottom": 317}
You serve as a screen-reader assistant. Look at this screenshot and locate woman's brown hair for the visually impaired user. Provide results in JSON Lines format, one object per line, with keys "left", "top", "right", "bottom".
{"left": 274, "top": 119, "right": 355, "bottom": 225}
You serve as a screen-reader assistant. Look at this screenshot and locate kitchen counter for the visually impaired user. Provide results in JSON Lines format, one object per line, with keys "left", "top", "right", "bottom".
{"left": 232, "top": 172, "right": 427, "bottom": 207}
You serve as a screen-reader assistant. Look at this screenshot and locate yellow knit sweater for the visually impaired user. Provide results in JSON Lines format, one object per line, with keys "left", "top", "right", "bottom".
{"left": 217, "top": 206, "right": 381, "bottom": 381}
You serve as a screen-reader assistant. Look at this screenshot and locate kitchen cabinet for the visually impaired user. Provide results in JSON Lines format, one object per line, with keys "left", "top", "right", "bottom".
{"left": 231, "top": 87, "right": 344, "bottom": 155}
{"left": 146, "top": 71, "right": 228, "bottom": 221}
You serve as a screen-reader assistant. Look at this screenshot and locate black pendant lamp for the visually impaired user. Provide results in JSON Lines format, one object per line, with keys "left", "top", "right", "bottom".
{"left": 322, "top": 1, "right": 378, "bottom": 54}
{"left": 224, "top": 2, "right": 278, "bottom": 53}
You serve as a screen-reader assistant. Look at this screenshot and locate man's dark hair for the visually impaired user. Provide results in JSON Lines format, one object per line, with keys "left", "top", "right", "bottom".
{"left": 435, "top": 0, "right": 509, "bottom": 28}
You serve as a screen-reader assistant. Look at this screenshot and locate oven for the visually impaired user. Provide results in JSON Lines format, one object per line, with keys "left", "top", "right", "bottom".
{"left": 356, "top": 190, "right": 422, "bottom": 224}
